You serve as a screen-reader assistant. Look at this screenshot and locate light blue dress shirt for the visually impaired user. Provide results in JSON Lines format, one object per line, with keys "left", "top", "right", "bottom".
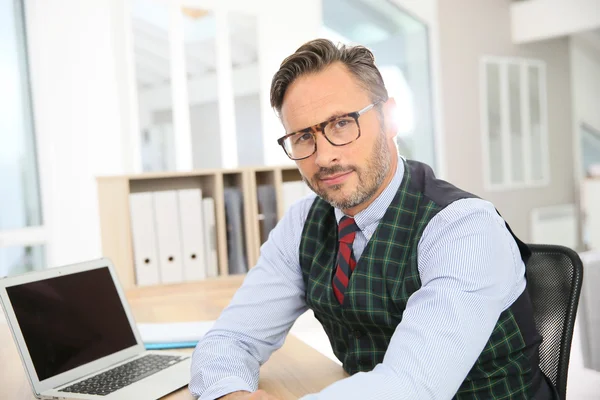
{"left": 190, "top": 158, "right": 527, "bottom": 400}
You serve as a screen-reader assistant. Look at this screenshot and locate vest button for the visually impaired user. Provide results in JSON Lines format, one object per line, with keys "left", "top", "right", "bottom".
{"left": 353, "top": 330, "right": 363, "bottom": 339}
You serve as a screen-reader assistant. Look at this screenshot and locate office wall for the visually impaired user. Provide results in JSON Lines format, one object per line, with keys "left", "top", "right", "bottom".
{"left": 571, "top": 35, "right": 600, "bottom": 133}
{"left": 511, "top": 0, "right": 600, "bottom": 43}
{"left": 25, "top": 0, "right": 131, "bottom": 267}
{"left": 571, "top": 34, "right": 600, "bottom": 248}
{"left": 437, "top": 0, "right": 574, "bottom": 241}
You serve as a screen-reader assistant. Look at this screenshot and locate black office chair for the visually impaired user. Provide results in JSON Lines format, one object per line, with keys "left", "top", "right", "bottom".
{"left": 526, "top": 244, "right": 584, "bottom": 399}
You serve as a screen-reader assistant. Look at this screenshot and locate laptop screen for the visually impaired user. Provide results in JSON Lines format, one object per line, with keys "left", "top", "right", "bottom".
{"left": 6, "top": 266, "right": 137, "bottom": 381}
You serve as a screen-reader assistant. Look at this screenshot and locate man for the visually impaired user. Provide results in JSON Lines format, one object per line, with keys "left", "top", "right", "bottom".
{"left": 190, "top": 39, "right": 555, "bottom": 399}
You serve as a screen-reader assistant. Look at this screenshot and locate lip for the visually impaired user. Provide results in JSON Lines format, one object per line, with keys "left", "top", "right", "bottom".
{"left": 320, "top": 170, "right": 353, "bottom": 185}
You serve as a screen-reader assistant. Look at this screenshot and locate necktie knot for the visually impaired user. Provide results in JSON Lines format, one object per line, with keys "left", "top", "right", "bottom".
{"left": 338, "top": 216, "right": 359, "bottom": 244}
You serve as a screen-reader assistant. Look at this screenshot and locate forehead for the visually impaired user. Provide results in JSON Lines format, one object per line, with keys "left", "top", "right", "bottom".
{"left": 280, "top": 63, "right": 371, "bottom": 133}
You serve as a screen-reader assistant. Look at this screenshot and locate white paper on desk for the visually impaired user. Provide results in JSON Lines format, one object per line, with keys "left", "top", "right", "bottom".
{"left": 137, "top": 321, "right": 216, "bottom": 344}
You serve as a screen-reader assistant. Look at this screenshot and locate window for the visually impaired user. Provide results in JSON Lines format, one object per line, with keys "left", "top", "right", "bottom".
{"left": 321, "top": 0, "right": 437, "bottom": 170}
{"left": 131, "top": 1, "right": 263, "bottom": 171}
{"left": 481, "top": 57, "right": 549, "bottom": 190}
{"left": 0, "top": 0, "right": 46, "bottom": 276}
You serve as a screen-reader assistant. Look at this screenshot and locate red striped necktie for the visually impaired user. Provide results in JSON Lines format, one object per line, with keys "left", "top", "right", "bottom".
{"left": 332, "top": 216, "right": 359, "bottom": 304}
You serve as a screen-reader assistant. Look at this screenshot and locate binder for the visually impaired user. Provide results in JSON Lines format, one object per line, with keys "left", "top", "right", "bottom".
{"left": 224, "top": 187, "right": 247, "bottom": 275}
{"left": 202, "top": 197, "right": 219, "bottom": 278}
{"left": 177, "top": 189, "right": 207, "bottom": 282}
{"left": 129, "top": 192, "right": 160, "bottom": 286}
{"left": 153, "top": 191, "right": 184, "bottom": 284}
{"left": 282, "top": 181, "right": 310, "bottom": 213}
{"left": 257, "top": 184, "right": 278, "bottom": 244}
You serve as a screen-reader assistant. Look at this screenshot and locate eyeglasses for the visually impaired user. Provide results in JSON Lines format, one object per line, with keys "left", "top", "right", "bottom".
{"left": 277, "top": 101, "right": 381, "bottom": 160}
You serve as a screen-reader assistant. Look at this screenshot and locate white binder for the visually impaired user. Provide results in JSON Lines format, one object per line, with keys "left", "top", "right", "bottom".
{"left": 282, "top": 181, "right": 310, "bottom": 213}
{"left": 177, "top": 189, "right": 207, "bottom": 282}
{"left": 202, "top": 197, "right": 219, "bottom": 278}
{"left": 129, "top": 192, "right": 160, "bottom": 286}
{"left": 153, "top": 190, "right": 184, "bottom": 284}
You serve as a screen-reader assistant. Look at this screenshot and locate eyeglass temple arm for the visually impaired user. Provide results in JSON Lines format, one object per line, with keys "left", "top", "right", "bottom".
{"left": 357, "top": 101, "right": 379, "bottom": 116}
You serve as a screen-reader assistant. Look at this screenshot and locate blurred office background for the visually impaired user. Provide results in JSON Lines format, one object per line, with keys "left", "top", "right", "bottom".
{"left": 5, "top": 0, "right": 600, "bottom": 274}
{"left": 1, "top": 0, "right": 600, "bottom": 397}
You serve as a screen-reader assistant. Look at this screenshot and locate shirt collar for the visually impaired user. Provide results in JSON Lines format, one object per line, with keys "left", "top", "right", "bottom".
{"left": 334, "top": 156, "right": 405, "bottom": 230}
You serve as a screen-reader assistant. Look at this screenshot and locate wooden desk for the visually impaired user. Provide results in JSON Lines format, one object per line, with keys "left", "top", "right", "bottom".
{"left": 0, "top": 275, "right": 347, "bottom": 399}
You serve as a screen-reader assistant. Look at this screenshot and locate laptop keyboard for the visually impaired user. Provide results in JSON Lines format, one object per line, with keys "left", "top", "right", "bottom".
{"left": 60, "top": 354, "right": 187, "bottom": 396}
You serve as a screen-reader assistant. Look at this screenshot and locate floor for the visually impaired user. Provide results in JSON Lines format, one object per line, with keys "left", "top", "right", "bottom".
{"left": 290, "top": 311, "right": 600, "bottom": 399}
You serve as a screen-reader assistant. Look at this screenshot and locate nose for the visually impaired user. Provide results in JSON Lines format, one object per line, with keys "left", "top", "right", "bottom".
{"left": 313, "top": 131, "right": 340, "bottom": 167}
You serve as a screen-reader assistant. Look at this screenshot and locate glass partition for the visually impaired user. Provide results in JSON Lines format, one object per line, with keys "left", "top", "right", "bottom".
{"left": 322, "top": 0, "right": 436, "bottom": 170}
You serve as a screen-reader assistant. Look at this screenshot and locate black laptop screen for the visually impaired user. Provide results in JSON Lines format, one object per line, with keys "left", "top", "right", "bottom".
{"left": 6, "top": 267, "right": 137, "bottom": 381}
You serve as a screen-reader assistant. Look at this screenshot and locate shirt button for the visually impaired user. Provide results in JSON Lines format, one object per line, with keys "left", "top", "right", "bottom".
{"left": 358, "top": 357, "right": 370, "bottom": 366}
{"left": 353, "top": 330, "right": 363, "bottom": 339}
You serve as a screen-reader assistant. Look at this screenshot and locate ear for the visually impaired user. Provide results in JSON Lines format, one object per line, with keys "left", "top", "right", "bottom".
{"left": 382, "top": 97, "right": 398, "bottom": 140}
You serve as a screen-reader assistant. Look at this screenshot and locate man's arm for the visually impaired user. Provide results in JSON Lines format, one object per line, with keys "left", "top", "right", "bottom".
{"left": 189, "top": 195, "right": 315, "bottom": 400}
{"left": 300, "top": 198, "right": 527, "bottom": 399}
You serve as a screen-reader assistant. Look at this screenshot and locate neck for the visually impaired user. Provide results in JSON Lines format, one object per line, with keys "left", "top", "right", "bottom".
{"left": 342, "top": 155, "right": 398, "bottom": 217}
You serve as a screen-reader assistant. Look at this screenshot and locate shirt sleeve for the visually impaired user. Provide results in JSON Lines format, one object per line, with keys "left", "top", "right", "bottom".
{"left": 300, "top": 198, "right": 527, "bottom": 400}
{"left": 189, "top": 194, "right": 316, "bottom": 400}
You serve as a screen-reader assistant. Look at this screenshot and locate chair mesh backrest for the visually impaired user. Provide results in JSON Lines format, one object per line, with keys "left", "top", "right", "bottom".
{"left": 526, "top": 244, "right": 583, "bottom": 399}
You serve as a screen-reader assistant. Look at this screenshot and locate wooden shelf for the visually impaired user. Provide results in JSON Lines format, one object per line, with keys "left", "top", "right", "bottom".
{"left": 97, "top": 165, "right": 304, "bottom": 289}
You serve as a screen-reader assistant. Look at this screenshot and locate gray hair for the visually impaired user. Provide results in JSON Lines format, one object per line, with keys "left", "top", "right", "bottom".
{"left": 270, "top": 38, "right": 389, "bottom": 116}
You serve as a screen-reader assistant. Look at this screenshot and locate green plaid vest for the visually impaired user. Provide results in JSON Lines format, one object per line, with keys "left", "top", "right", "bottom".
{"left": 299, "top": 160, "right": 544, "bottom": 399}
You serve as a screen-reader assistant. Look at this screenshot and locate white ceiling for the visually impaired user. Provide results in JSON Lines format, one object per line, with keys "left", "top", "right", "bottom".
{"left": 131, "top": 4, "right": 258, "bottom": 89}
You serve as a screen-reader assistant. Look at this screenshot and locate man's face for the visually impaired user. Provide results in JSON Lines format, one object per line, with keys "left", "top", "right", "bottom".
{"left": 280, "top": 63, "right": 395, "bottom": 211}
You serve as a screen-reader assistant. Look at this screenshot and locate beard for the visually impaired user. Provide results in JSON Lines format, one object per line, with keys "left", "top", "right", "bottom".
{"left": 303, "top": 132, "right": 392, "bottom": 210}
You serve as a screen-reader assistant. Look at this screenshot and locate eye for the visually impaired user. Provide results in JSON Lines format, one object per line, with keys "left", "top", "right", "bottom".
{"left": 294, "top": 132, "right": 313, "bottom": 144}
{"left": 334, "top": 118, "right": 352, "bottom": 129}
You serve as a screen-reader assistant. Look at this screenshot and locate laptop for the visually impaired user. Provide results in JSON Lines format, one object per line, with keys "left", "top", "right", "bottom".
{"left": 0, "top": 258, "right": 191, "bottom": 400}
